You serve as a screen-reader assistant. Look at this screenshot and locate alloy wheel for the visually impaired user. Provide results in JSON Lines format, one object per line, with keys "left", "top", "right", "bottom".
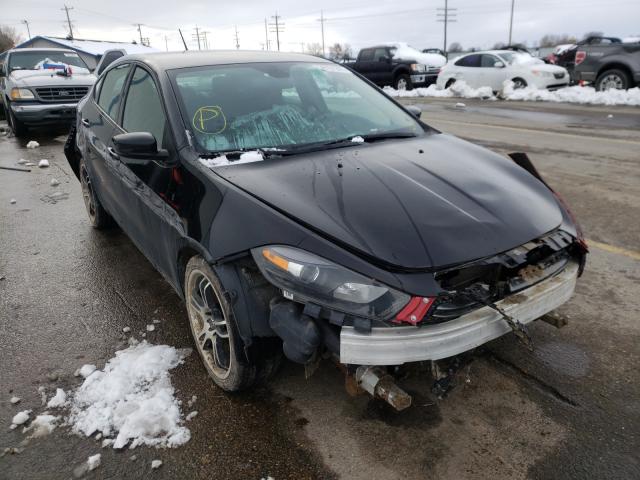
{"left": 599, "top": 74, "right": 623, "bottom": 91}
{"left": 396, "top": 78, "right": 408, "bottom": 90}
{"left": 186, "top": 269, "right": 232, "bottom": 380}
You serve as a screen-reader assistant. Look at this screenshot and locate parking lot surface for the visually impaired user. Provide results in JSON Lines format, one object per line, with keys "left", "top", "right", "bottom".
{"left": 1, "top": 97, "right": 639, "bottom": 479}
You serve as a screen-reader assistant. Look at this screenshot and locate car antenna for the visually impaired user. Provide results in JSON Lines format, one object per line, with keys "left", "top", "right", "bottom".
{"left": 179, "top": 28, "right": 188, "bottom": 51}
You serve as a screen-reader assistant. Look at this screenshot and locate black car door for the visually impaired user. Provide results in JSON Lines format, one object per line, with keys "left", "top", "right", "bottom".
{"left": 81, "top": 63, "right": 132, "bottom": 219}
{"left": 108, "top": 65, "right": 185, "bottom": 283}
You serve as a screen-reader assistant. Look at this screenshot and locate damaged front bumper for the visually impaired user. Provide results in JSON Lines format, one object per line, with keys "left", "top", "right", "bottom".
{"left": 340, "top": 260, "right": 579, "bottom": 365}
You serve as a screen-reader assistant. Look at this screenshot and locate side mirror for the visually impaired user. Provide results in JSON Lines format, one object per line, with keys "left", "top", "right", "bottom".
{"left": 406, "top": 105, "right": 422, "bottom": 119}
{"left": 494, "top": 61, "right": 505, "bottom": 68}
{"left": 112, "top": 132, "right": 169, "bottom": 160}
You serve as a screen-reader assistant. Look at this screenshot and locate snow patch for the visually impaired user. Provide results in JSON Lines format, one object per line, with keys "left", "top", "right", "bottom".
{"left": 122, "top": 326, "right": 131, "bottom": 333}
{"left": 24, "top": 414, "right": 59, "bottom": 438}
{"left": 502, "top": 82, "right": 640, "bottom": 106}
{"left": 38, "top": 159, "right": 50, "bottom": 168}
{"left": 26, "top": 140, "right": 40, "bottom": 149}
{"left": 17, "top": 159, "right": 28, "bottom": 164}
{"left": 10, "top": 199, "right": 16, "bottom": 204}
{"left": 185, "top": 411, "right": 198, "bottom": 421}
{"left": 10, "top": 396, "right": 21, "bottom": 404}
{"left": 11, "top": 410, "right": 31, "bottom": 426}
{"left": 351, "top": 136, "right": 365, "bottom": 143}
{"left": 87, "top": 453, "right": 101, "bottom": 471}
{"left": 47, "top": 388, "right": 67, "bottom": 408}
{"left": 151, "top": 459, "right": 163, "bottom": 469}
{"left": 384, "top": 81, "right": 495, "bottom": 100}
{"left": 67, "top": 341, "right": 191, "bottom": 449}
{"left": 146, "top": 324, "right": 155, "bottom": 332}
{"left": 79, "top": 364, "right": 97, "bottom": 378}
{"left": 200, "top": 150, "right": 264, "bottom": 168}
{"left": 50, "top": 178, "right": 60, "bottom": 186}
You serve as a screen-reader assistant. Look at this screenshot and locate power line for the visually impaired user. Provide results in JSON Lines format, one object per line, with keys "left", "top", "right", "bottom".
{"left": 436, "top": 0, "right": 457, "bottom": 57}
{"left": 61, "top": 4, "right": 74, "bottom": 39}
{"left": 269, "top": 12, "right": 284, "bottom": 52}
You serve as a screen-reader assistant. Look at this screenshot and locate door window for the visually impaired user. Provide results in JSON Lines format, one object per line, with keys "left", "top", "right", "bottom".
{"left": 358, "top": 49, "right": 374, "bottom": 61}
{"left": 373, "top": 48, "right": 389, "bottom": 62}
{"left": 454, "top": 54, "right": 481, "bottom": 67}
{"left": 480, "top": 54, "right": 501, "bottom": 67}
{"left": 122, "top": 67, "right": 167, "bottom": 148}
{"left": 97, "top": 63, "right": 131, "bottom": 119}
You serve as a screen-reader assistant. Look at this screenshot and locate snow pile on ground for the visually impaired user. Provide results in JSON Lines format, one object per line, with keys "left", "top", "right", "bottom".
{"left": 502, "top": 82, "right": 640, "bottom": 106}
{"left": 67, "top": 341, "right": 191, "bottom": 449}
{"left": 384, "top": 81, "right": 495, "bottom": 100}
{"left": 385, "top": 81, "right": 640, "bottom": 106}
{"left": 151, "top": 459, "right": 163, "bottom": 469}
{"left": 200, "top": 150, "right": 264, "bottom": 168}
{"left": 47, "top": 388, "right": 67, "bottom": 408}
{"left": 26, "top": 140, "right": 40, "bottom": 149}
{"left": 11, "top": 410, "right": 31, "bottom": 428}
{"left": 38, "top": 159, "right": 49, "bottom": 168}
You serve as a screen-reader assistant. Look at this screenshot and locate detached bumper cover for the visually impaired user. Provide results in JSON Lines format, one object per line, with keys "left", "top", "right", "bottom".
{"left": 340, "top": 261, "right": 579, "bottom": 365}
{"left": 10, "top": 102, "right": 78, "bottom": 125}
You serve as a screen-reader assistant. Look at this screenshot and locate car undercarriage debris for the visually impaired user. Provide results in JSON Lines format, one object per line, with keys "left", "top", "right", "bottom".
{"left": 355, "top": 366, "right": 413, "bottom": 411}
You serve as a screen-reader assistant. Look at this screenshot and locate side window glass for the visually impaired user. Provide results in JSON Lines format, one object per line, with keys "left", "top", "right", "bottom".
{"left": 97, "top": 64, "right": 131, "bottom": 119}
{"left": 481, "top": 55, "right": 499, "bottom": 67}
{"left": 359, "top": 49, "right": 374, "bottom": 61}
{"left": 455, "top": 54, "right": 481, "bottom": 67}
{"left": 373, "top": 48, "right": 389, "bottom": 62}
{"left": 122, "top": 67, "right": 167, "bottom": 148}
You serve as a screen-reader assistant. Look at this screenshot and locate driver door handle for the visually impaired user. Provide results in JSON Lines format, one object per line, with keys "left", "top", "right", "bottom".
{"left": 81, "top": 118, "right": 90, "bottom": 127}
{"left": 107, "top": 147, "right": 120, "bottom": 160}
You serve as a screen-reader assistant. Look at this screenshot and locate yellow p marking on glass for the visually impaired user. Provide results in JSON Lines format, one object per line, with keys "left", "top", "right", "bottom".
{"left": 192, "top": 106, "right": 227, "bottom": 134}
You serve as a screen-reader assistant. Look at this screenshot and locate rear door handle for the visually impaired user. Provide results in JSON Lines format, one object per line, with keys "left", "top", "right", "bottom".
{"left": 107, "top": 147, "right": 120, "bottom": 160}
{"left": 81, "top": 118, "right": 90, "bottom": 127}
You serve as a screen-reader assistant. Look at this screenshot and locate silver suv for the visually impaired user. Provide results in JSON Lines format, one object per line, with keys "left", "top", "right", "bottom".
{"left": 0, "top": 48, "right": 96, "bottom": 136}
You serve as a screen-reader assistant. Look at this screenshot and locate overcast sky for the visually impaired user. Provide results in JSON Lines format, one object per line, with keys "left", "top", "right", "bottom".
{"left": 5, "top": 0, "right": 640, "bottom": 53}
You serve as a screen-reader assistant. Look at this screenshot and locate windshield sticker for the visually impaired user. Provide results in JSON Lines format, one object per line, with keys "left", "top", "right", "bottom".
{"left": 63, "top": 53, "right": 79, "bottom": 57}
{"left": 192, "top": 106, "right": 227, "bottom": 134}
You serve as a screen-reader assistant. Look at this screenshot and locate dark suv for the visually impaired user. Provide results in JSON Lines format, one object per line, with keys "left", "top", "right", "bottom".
{"left": 573, "top": 37, "right": 640, "bottom": 90}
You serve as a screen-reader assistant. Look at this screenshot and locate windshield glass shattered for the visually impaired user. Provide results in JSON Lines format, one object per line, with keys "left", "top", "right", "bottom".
{"left": 9, "top": 51, "right": 90, "bottom": 72}
{"left": 171, "top": 62, "right": 424, "bottom": 153}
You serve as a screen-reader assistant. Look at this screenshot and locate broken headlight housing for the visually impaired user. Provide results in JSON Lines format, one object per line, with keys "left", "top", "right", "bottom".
{"left": 252, "top": 246, "right": 410, "bottom": 320}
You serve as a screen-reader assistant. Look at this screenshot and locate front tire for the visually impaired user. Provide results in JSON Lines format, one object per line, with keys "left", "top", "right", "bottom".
{"left": 394, "top": 74, "right": 413, "bottom": 91}
{"left": 6, "top": 101, "right": 28, "bottom": 137}
{"left": 595, "top": 69, "right": 631, "bottom": 91}
{"left": 185, "top": 256, "right": 257, "bottom": 392}
{"left": 511, "top": 77, "right": 528, "bottom": 89}
{"left": 445, "top": 78, "right": 456, "bottom": 89}
{"left": 79, "top": 158, "right": 114, "bottom": 229}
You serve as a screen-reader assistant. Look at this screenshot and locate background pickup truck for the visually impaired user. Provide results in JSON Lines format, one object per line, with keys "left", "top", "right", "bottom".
{"left": 574, "top": 39, "right": 640, "bottom": 90}
{"left": 345, "top": 43, "right": 446, "bottom": 90}
{"left": 0, "top": 48, "right": 96, "bottom": 136}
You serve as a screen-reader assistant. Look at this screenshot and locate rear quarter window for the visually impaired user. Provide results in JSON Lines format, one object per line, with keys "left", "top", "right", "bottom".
{"left": 97, "top": 64, "right": 131, "bottom": 120}
{"left": 455, "top": 54, "right": 481, "bottom": 67}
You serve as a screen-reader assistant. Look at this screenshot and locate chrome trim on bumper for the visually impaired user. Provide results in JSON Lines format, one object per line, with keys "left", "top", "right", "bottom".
{"left": 340, "top": 261, "right": 579, "bottom": 365}
{"left": 11, "top": 102, "right": 77, "bottom": 113}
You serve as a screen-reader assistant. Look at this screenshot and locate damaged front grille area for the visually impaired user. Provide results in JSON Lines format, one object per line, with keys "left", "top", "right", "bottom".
{"left": 430, "top": 230, "right": 576, "bottom": 324}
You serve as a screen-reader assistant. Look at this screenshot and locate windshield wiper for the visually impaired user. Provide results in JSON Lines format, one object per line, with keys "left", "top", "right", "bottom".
{"left": 266, "top": 132, "right": 418, "bottom": 157}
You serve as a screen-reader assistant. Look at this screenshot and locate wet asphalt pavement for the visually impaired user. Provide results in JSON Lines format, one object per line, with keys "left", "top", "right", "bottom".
{"left": 1, "top": 98, "right": 639, "bottom": 480}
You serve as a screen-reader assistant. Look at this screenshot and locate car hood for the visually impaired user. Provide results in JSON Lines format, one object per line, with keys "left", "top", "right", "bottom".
{"left": 10, "top": 70, "right": 96, "bottom": 87}
{"left": 216, "top": 133, "right": 563, "bottom": 270}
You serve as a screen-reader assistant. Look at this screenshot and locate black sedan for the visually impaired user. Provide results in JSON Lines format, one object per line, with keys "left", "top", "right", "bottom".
{"left": 65, "top": 51, "right": 587, "bottom": 410}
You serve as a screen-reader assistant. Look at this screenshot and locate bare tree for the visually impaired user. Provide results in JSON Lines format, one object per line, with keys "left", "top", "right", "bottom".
{"left": 305, "top": 42, "right": 323, "bottom": 56}
{"left": 493, "top": 41, "right": 506, "bottom": 49}
{"left": 539, "top": 34, "right": 578, "bottom": 48}
{"left": 329, "top": 42, "right": 353, "bottom": 61}
{"left": 583, "top": 31, "right": 604, "bottom": 40}
{"left": 0, "top": 25, "right": 23, "bottom": 52}
{"left": 448, "top": 42, "right": 463, "bottom": 53}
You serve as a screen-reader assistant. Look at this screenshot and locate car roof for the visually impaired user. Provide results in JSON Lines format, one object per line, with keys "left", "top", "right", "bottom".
{"left": 8, "top": 47, "right": 77, "bottom": 54}
{"left": 115, "top": 50, "right": 331, "bottom": 71}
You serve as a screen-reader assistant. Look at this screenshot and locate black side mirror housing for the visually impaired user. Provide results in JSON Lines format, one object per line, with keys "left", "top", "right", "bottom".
{"left": 112, "top": 132, "right": 169, "bottom": 160}
{"left": 406, "top": 105, "right": 422, "bottom": 119}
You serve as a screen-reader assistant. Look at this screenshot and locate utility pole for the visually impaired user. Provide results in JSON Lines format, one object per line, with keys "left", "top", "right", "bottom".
{"left": 234, "top": 25, "right": 240, "bottom": 50}
{"left": 264, "top": 18, "right": 269, "bottom": 51}
{"left": 201, "top": 31, "right": 210, "bottom": 49}
{"left": 269, "top": 13, "right": 284, "bottom": 52}
{"left": 193, "top": 25, "right": 201, "bottom": 50}
{"left": 179, "top": 28, "right": 188, "bottom": 50}
{"left": 436, "top": 0, "right": 457, "bottom": 58}
{"left": 318, "top": 10, "right": 326, "bottom": 57}
{"left": 61, "top": 4, "right": 74, "bottom": 39}
{"left": 508, "top": 0, "right": 515, "bottom": 45}
{"left": 136, "top": 24, "right": 143, "bottom": 44}
{"left": 22, "top": 20, "right": 31, "bottom": 40}
{"left": 165, "top": 35, "right": 168, "bottom": 51}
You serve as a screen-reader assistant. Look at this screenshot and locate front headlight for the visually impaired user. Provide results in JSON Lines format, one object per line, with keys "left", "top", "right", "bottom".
{"left": 252, "top": 246, "right": 410, "bottom": 320}
{"left": 531, "top": 70, "right": 553, "bottom": 78}
{"left": 411, "top": 63, "right": 428, "bottom": 73}
{"left": 10, "top": 88, "right": 35, "bottom": 100}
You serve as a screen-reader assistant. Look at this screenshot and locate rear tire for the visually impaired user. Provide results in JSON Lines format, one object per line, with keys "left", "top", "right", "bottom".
{"left": 6, "top": 101, "right": 28, "bottom": 137}
{"left": 595, "top": 69, "right": 631, "bottom": 91}
{"left": 185, "top": 256, "right": 257, "bottom": 392}
{"left": 79, "top": 158, "right": 114, "bottom": 229}
{"left": 394, "top": 74, "right": 413, "bottom": 91}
